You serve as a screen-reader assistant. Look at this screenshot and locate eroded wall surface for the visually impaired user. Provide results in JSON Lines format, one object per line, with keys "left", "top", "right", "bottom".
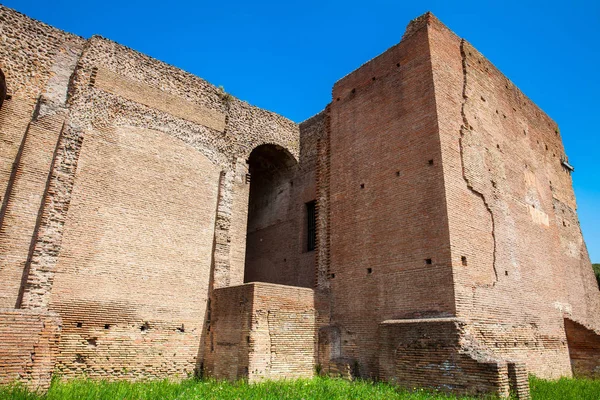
{"left": 0, "top": 5, "right": 302, "bottom": 382}
{"left": 0, "top": 8, "right": 85, "bottom": 309}
{"left": 1, "top": 4, "right": 599, "bottom": 394}
{"left": 0, "top": 309, "right": 61, "bottom": 390}
{"left": 428, "top": 13, "right": 600, "bottom": 378}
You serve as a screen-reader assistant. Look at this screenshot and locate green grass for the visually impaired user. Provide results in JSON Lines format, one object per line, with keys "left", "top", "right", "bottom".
{"left": 0, "top": 375, "right": 598, "bottom": 400}
{"left": 0, "top": 377, "right": 479, "bottom": 400}
{"left": 530, "top": 375, "right": 600, "bottom": 400}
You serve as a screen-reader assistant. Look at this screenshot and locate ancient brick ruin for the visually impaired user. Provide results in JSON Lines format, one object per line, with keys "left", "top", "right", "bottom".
{"left": 0, "top": 6, "right": 599, "bottom": 398}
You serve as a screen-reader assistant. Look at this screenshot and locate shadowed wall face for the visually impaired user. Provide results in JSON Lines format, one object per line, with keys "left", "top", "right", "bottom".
{"left": 0, "top": 69, "right": 6, "bottom": 109}
{"left": 244, "top": 144, "right": 300, "bottom": 286}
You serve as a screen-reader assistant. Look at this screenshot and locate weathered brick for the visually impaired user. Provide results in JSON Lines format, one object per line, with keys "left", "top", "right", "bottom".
{"left": 0, "top": 6, "right": 598, "bottom": 398}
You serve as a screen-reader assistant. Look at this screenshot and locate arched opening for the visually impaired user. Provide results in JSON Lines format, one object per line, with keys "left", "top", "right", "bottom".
{"left": 0, "top": 69, "right": 6, "bottom": 110}
{"left": 244, "top": 144, "right": 301, "bottom": 286}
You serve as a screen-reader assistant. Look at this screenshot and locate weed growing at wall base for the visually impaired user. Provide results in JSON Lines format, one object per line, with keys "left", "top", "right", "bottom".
{"left": 1, "top": 376, "right": 599, "bottom": 400}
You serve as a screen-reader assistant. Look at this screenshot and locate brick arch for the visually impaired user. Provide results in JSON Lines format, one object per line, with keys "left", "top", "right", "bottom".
{"left": 243, "top": 141, "right": 299, "bottom": 165}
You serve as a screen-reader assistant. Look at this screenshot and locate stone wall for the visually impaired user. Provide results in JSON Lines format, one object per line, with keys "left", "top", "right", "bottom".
{"left": 0, "top": 309, "right": 61, "bottom": 390}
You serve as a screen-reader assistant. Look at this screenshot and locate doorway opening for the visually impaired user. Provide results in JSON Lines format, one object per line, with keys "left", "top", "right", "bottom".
{"left": 243, "top": 144, "right": 298, "bottom": 285}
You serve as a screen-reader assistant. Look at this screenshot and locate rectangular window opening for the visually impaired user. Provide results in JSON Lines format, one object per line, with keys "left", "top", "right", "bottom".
{"left": 306, "top": 200, "right": 316, "bottom": 252}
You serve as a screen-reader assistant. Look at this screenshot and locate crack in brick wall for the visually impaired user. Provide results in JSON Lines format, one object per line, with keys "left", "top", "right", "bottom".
{"left": 458, "top": 38, "right": 498, "bottom": 284}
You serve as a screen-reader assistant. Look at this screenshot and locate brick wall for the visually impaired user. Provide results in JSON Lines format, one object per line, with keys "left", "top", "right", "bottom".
{"left": 0, "top": 5, "right": 85, "bottom": 309}
{"left": 325, "top": 15, "right": 455, "bottom": 377}
{"left": 427, "top": 12, "right": 600, "bottom": 378}
{"left": 0, "top": 309, "right": 61, "bottom": 390}
{"left": 0, "top": 4, "right": 302, "bottom": 384}
{"left": 206, "top": 283, "right": 315, "bottom": 382}
{"left": 1, "top": 4, "right": 599, "bottom": 396}
{"left": 45, "top": 125, "right": 220, "bottom": 378}
{"left": 203, "top": 284, "right": 252, "bottom": 380}
{"left": 379, "top": 318, "right": 510, "bottom": 396}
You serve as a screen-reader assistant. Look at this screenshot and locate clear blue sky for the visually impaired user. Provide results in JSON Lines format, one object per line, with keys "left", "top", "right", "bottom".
{"left": 5, "top": 0, "right": 599, "bottom": 262}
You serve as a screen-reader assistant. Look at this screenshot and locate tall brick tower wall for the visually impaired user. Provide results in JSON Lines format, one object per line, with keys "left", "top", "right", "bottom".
{"left": 310, "top": 13, "right": 600, "bottom": 390}
{"left": 427, "top": 15, "right": 600, "bottom": 377}
{"left": 322, "top": 17, "right": 456, "bottom": 377}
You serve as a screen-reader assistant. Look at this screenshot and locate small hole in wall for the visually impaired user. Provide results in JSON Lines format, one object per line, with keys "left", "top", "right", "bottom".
{"left": 336, "top": 97, "right": 340, "bottom": 101}
{"left": 461, "top": 256, "right": 468, "bottom": 266}
{"left": 87, "top": 337, "right": 97, "bottom": 346}
{"left": 367, "top": 268, "right": 372, "bottom": 274}
{"left": 351, "top": 88, "right": 356, "bottom": 94}
{"left": 428, "top": 159, "right": 434, "bottom": 165}
{"left": 396, "top": 171, "right": 400, "bottom": 177}
{"left": 505, "top": 271, "right": 509, "bottom": 276}
{"left": 246, "top": 336, "right": 250, "bottom": 344}
{"left": 329, "top": 273, "right": 336, "bottom": 279}
{"left": 496, "top": 110, "right": 499, "bottom": 114}
{"left": 480, "top": 96, "right": 486, "bottom": 102}
{"left": 177, "top": 324, "right": 185, "bottom": 333}
{"left": 425, "top": 258, "right": 432, "bottom": 265}
{"left": 5, "top": 94, "right": 12, "bottom": 101}
{"left": 396, "top": 63, "right": 400, "bottom": 67}
{"left": 360, "top": 183, "right": 365, "bottom": 189}
{"left": 104, "top": 324, "right": 110, "bottom": 330}
{"left": 491, "top": 180, "right": 497, "bottom": 188}
{"left": 372, "top": 77, "right": 376, "bottom": 81}
{"left": 140, "top": 322, "right": 149, "bottom": 332}
{"left": 497, "top": 144, "right": 500, "bottom": 149}
{"left": 283, "top": 258, "right": 287, "bottom": 262}
{"left": 545, "top": 144, "right": 548, "bottom": 151}
{"left": 76, "top": 322, "right": 83, "bottom": 328}
{"left": 563, "top": 221, "right": 566, "bottom": 227}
